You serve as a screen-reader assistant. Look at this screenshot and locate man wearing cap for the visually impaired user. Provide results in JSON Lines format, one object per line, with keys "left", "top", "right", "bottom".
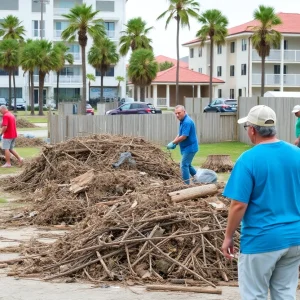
{"left": 292, "top": 105, "right": 300, "bottom": 147}
{"left": 221, "top": 105, "right": 300, "bottom": 299}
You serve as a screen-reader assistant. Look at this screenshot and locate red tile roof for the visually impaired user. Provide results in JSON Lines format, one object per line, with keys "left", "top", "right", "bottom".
{"left": 155, "top": 55, "right": 189, "bottom": 68}
{"left": 182, "top": 12, "right": 300, "bottom": 46}
{"left": 153, "top": 66, "right": 224, "bottom": 83}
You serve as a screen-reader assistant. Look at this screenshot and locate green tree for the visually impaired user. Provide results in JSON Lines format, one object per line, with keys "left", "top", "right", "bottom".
{"left": 53, "top": 42, "right": 74, "bottom": 108}
{"left": 0, "top": 39, "right": 19, "bottom": 111}
{"left": 88, "top": 37, "right": 119, "bottom": 102}
{"left": 115, "top": 76, "right": 125, "bottom": 98}
{"left": 128, "top": 49, "right": 158, "bottom": 102}
{"left": 196, "top": 9, "right": 228, "bottom": 103}
{"left": 157, "top": 0, "right": 199, "bottom": 105}
{"left": 159, "top": 61, "right": 174, "bottom": 71}
{"left": 249, "top": 5, "right": 282, "bottom": 96}
{"left": 20, "top": 39, "right": 37, "bottom": 115}
{"left": 0, "top": 15, "right": 25, "bottom": 110}
{"left": 86, "top": 73, "right": 96, "bottom": 101}
{"left": 61, "top": 3, "right": 106, "bottom": 114}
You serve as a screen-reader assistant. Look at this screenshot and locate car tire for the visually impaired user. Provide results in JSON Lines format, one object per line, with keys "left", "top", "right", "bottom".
{"left": 203, "top": 110, "right": 207, "bottom": 113}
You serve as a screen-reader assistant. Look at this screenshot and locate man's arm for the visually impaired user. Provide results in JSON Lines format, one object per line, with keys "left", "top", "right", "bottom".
{"left": 0, "top": 125, "right": 7, "bottom": 136}
{"left": 173, "top": 135, "right": 187, "bottom": 144}
{"left": 221, "top": 200, "right": 248, "bottom": 259}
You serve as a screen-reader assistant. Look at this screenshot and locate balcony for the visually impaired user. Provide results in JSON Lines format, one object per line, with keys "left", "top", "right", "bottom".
{"left": 60, "top": 75, "right": 82, "bottom": 84}
{"left": 252, "top": 73, "right": 300, "bottom": 86}
{"left": 252, "top": 49, "right": 300, "bottom": 62}
{"left": 33, "top": 75, "right": 50, "bottom": 83}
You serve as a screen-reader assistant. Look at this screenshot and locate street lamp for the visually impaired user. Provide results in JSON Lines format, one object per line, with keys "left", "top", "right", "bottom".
{"left": 33, "top": 0, "right": 50, "bottom": 39}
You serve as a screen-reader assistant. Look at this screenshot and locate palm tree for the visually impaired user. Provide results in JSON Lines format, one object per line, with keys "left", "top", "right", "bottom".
{"left": 86, "top": 73, "right": 96, "bottom": 101}
{"left": 0, "top": 39, "right": 19, "bottom": 111}
{"left": 115, "top": 76, "right": 125, "bottom": 99}
{"left": 0, "top": 15, "right": 25, "bottom": 110}
{"left": 53, "top": 42, "right": 74, "bottom": 108}
{"left": 61, "top": 4, "right": 106, "bottom": 114}
{"left": 20, "top": 39, "right": 37, "bottom": 115}
{"left": 249, "top": 5, "right": 282, "bottom": 96}
{"left": 119, "top": 17, "right": 153, "bottom": 101}
{"left": 128, "top": 49, "right": 158, "bottom": 101}
{"left": 88, "top": 37, "right": 119, "bottom": 103}
{"left": 196, "top": 9, "right": 228, "bottom": 104}
{"left": 157, "top": 0, "right": 199, "bottom": 105}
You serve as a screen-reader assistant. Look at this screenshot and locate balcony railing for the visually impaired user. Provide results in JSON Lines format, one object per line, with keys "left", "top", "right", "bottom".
{"left": 54, "top": 7, "right": 70, "bottom": 15}
{"left": 60, "top": 75, "right": 82, "bottom": 83}
{"left": 252, "top": 73, "right": 300, "bottom": 86}
{"left": 252, "top": 49, "right": 300, "bottom": 62}
{"left": 33, "top": 75, "right": 50, "bottom": 83}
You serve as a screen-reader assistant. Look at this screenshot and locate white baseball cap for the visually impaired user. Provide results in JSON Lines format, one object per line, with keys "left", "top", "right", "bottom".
{"left": 292, "top": 105, "right": 300, "bottom": 113}
{"left": 238, "top": 105, "right": 276, "bottom": 127}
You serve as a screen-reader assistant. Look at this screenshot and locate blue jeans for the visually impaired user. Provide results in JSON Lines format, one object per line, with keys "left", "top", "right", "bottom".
{"left": 180, "top": 152, "right": 197, "bottom": 184}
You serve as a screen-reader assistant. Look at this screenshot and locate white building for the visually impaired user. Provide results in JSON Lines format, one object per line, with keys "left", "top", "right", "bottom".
{"left": 0, "top": 0, "right": 127, "bottom": 105}
{"left": 183, "top": 13, "right": 300, "bottom": 98}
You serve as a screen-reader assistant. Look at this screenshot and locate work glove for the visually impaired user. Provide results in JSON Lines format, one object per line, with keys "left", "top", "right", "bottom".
{"left": 167, "top": 142, "right": 176, "bottom": 150}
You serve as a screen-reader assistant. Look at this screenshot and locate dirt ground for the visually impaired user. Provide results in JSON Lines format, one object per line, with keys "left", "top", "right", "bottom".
{"left": 1, "top": 187, "right": 300, "bottom": 300}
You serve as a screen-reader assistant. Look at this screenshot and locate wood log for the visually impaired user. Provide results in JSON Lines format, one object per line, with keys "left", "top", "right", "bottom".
{"left": 69, "top": 169, "right": 95, "bottom": 194}
{"left": 146, "top": 285, "right": 222, "bottom": 294}
{"left": 168, "top": 184, "right": 218, "bottom": 203}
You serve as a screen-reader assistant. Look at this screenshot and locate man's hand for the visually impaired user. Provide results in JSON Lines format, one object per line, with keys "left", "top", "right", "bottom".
{"left": 294, "top": 138, "right": 300, "bottom": 146}
{"left": 221, "top": 237, "right": 235, "bottom": 259}
{"left": 166, "top": 142, "right": 176, "bottom": 150}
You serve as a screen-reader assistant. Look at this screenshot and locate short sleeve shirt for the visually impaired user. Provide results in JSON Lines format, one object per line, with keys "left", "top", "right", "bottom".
{"left": 179, "top": 114, "right": 199, "bottom": 154}
{"left": 1, "top": 111, "right": 17, "bottom": 139}
{"left": 295, "top": 117, "right": 300, "bottom": 138}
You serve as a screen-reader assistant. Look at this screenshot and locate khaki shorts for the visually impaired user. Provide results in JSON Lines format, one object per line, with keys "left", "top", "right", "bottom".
{"left": 2, "top": 138, "right": 16, "bottom": 150}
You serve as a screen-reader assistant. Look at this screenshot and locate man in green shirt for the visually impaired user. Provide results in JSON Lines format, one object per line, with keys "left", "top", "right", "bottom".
{"left": 292, "top": 105, "right": 300, "bottom": 147}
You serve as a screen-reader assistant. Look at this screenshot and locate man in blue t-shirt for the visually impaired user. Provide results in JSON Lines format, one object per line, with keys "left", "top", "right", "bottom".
{"left": 221, "top": 105, "right": 300, "bottom": 300}
{"left": 167, "top": 105, "right": 198, "bottom": 184}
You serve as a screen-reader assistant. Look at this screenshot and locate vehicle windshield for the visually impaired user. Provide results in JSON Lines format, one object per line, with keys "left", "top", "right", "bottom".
{"left": 225, "top": 100, "right": 237, "bottom": 105}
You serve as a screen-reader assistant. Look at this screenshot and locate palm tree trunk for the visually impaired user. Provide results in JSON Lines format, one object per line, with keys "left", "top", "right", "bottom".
{"left": 13, "top": 72, "right": 17, "bottom": 113}
{"left": 81, "top": 45, "right": 86, "bottom": 115}
{"left": 134, "top": 85, "right": 138, "bottom": 101}
{"left": 8, "top": 71, "right": 12, "bottom": 109}
{"left": 56, "top": 71, "right": 60, "bottom": 108}
{"left": 209, "top": 37, "right": 214, "bottom": 104}
{"left": 30, "top": 71, "right": 34, "bottom": 116}
{"left": 100, "top": 72, "right": 104, "bottom": 102}
{"left": 38, "top": 71, "right": 45, "bottom": 116}
{"left": 140, "top": 86, "right": 145, "bottom": 102}
{"left": 175, "top": 16, "right": 180, "bottom": 106}
{"left": 261, "top": 55, "right": 265, "bottom": 96}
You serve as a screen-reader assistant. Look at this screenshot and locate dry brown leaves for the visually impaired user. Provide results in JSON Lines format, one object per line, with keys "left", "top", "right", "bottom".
{"left": 16, "top": 119, "right": 38, "bottom": 128}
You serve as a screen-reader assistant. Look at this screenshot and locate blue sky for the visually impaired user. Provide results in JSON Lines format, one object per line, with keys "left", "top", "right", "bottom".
{"left": 126, "top": 0, "right": 300, "bottom": 59}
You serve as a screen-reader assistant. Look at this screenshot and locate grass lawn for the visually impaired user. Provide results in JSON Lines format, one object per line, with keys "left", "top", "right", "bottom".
{"left": 15, "top": 111, "right": 49, "bottom": 123}
{"left": 167, "top": 141, "right": 252, "bottom": 182}
{"left": 0, "top": 147, "right": 41, "bottom": 175}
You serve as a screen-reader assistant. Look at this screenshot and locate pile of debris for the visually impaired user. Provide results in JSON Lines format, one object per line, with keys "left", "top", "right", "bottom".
{"left": 16, "top": 119, "right": 38, "bottom": 128}
{"left": 15, "top": 136, "right": 46, "bottom": 147}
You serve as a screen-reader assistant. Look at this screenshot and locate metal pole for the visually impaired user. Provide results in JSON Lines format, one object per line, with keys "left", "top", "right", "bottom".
{"left": 40, "top": 1, "right": 43, "bottom": 39}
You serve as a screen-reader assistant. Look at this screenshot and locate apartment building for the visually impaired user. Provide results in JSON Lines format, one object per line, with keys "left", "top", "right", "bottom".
{"left": 183, "top": 13, "right": 300, "bottom": 98}
{"left": 0, "top": 0, "right": 126, "bottom": 105}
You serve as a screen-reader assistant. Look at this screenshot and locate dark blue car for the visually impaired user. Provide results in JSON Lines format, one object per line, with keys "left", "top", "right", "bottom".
{"left": 106, "top": 102, "right": 162, "bottom": 115}
{"left": 203, "top": 98, "right": 237, "bottom": 113}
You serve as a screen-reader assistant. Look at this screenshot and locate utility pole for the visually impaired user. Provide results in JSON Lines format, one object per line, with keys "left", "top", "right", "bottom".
{"left": 33, "top": 0, "right": 49, "bottom": 39}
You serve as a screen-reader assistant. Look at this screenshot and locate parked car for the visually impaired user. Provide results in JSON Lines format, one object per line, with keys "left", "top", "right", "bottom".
{"left": 203, "top": 98, "right": 238, "bottom": 113}
{"left": 86, "top": 103, "right": 94, "bottom": 115}
{"left": 106, "top": 102, "right": 162, "bottom": 115}
{"left": 0, "top": 98, "right": 7, "bottom": 106}
{"left": 11, "top": 98, "right": 26, "bottom": 110}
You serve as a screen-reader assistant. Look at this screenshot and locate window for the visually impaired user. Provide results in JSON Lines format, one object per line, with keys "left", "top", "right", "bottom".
{"left": 284, "top": 40, "right": 288, "bottom": 50}
{"left": 105, "top": 22, "right": 115, "bottom": 38}
{"left": 217, "top": 45, "right": 222, "bottom": 54}
{"left": 96, "top": 66, "right": 115, "bottom": 77}
{"left": 198, "top": 68, "right": 202, "bottom": 73}
{"left": 241, "top": 64, "right": 247, "bottom": 75}
{"left": 198, "top": 47, "right": 202, "bottom": 57}
{"left": 1, "top": 0, "right": 18, "bottom": 10}
{"left": 218, "top": 89, "right": 222, "bottom": 98}
{"left": 274, "top": 65, "right": 280, "bottom": 75}
{"left": 0, "top": 87, "right": 22, "bottom": 98}
{"left": 32, "top": 20, "right": 45, "bottom": 37}
{"left": 230, "top": 65, "right": 235, "bottom": 76}
{"left": 0, "top": 68, "right": 19, "bottom": 76}
{"left": 96, "top": 1, "right": 115, "bottom": 12}
{"left": 230, "top": 42, "right": 235, "bottom": 53}
{"left": 238, "top": 89, "right": 242, "bottom": 97}
{"left": 61, "top": 67, "right": 80, "bottom": 76}
{"left": 190, "top": 48, "right": 194, "bottom": 58}
{"left": 242, "top": 39, "right": 247, "bottom": 51}
{"left": 230, "top": 89, "right": 235, "bottom": 99}
{"left": 217, "top": 66, "right": 222, "bottom": 77}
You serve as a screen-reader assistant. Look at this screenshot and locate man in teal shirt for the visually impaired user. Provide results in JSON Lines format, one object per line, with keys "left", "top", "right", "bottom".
{"left": 292, "top": 105, "right": 300, "bottom": 147}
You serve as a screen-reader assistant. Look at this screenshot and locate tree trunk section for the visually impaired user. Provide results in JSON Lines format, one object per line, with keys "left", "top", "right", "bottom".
{"left": 13, "top": 72, "right": 17, "bottom": 113}
{"left": 201, "top": 155, "right": 233, "bottom": 173}
{"left": 140, "top": 86, "right": 145, "bottom": 102}
{"left": 100, "top": 72, "right": 104, "bottom": 102}
{"left": 134, "top": 85, "right": 138, "bottom": 101}
{"left": 38, "top": 71, "right": 45, "bottom": 116}
{"left": 56, "top": 71, "right": 60, "bottom": 108}
{"left": 8, "top": 71, "right": 12, "bottom": 109}
{"left": 168, "top": 184, "right": 218, "bottom": 203}
{"left": 30, "top": 71, "right": 35, "bottom": 116}
{"left": 261, "top": 55, "right": 265, "bottom": 96}
{"left": 175, "top": 16, "right": 180, "bottom": 106}
{"left": 209, "top": 36, "right": 214, "bottom": 104}
{"left": 81, "top": 45, "right": 86, "bottom": 115}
